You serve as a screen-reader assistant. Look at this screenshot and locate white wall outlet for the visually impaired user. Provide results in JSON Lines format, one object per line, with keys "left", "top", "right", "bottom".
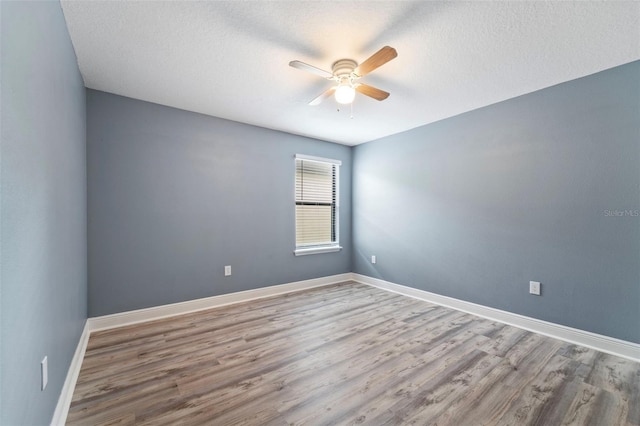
{"left": 371, "top": 255, "right": 376, "bottom": 264}
{"left": 529, "top": 281, "right": 541, "bottom": 296}
{"left": 224, "top": 265, "right": 231, "bottom": 276}
{"left": 41, "top": 356, "right": 48, "bottom": 391}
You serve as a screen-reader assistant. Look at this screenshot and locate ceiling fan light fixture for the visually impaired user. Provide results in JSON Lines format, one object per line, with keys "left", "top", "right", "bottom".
{"left": 335, "top": 83, "right": 355, "bottom": 104}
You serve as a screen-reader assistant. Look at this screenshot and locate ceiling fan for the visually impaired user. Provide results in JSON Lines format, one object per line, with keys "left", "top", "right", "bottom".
{"left": 289, "top": 46, "right": 397, "bottom": 106}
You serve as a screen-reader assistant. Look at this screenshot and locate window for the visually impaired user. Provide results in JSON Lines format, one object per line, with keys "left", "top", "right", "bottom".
{"left": 294, "top": 154, "right": 341, "bottom": 256}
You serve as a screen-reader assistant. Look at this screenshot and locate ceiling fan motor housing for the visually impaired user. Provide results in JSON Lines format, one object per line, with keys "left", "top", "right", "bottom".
{"left": 332, "top": 59, "right": 358, "bottom": 80}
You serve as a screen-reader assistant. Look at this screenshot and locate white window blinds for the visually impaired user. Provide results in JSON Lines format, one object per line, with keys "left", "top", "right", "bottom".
{"left": 295, "top": 155, "right": 340, "bottom": 249}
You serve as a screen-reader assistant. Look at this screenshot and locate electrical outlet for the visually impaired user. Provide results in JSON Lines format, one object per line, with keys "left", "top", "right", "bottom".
{"left": 529, "top": 281, "right": 541, "bottom": 296}
{"left": 41, "top": 356, "right": 48, "bottom": 391}
{"left": 224, "top": 265, "right": 231, "bottom": 276}
{"left": 371, "top": 255, "right": 376, "bottom": 264}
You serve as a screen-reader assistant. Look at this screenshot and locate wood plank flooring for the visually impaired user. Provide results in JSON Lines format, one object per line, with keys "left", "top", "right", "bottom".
{"left": 67, "top": 282, "right": 640, "bottom": 425}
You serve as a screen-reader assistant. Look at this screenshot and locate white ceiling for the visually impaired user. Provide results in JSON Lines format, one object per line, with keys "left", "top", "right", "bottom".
{"left": 60, "top": 1, "right": 640, "bottom": 146}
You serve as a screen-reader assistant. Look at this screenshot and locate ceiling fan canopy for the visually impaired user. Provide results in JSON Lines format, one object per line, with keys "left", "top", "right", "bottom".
{"left": 289, "top": 46, "right": 397, "bottom": 106}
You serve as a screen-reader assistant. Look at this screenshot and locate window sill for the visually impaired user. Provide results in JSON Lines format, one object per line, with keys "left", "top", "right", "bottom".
{"left": 294, "top": 246, "right": 342, "bottom": 256}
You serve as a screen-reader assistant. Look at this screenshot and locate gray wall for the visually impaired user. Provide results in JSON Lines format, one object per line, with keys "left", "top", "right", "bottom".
{"left": 353, "top": 61, "right": 640, "bottom": 344}
{"left": 87, "top": 90, "right": 352, "bottom": 316}
{"left": 1, "top": 1, "right": 87, "bottom": 424}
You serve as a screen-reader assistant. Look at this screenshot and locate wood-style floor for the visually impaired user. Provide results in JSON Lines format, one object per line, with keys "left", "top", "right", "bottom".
{"left": 67, "top": 282, "right": 640, "bottom": 425}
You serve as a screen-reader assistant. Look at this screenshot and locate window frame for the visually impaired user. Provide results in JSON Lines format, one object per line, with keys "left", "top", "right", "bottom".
{"left": 294, "top": 154, "right": 342, "bottom": 256}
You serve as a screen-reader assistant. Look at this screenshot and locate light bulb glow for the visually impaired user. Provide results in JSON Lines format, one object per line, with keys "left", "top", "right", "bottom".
{"left": 335, "top": 84, "right": 355, "bottom": 104}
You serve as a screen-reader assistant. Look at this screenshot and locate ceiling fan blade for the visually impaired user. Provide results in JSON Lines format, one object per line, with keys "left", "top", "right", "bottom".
{"left": 355, "top": 83, "right": 390, "bottom": 101}
{"left": 354, "top": 46, "right": 397, "bottom": 77}
{"left": 289, "top": 60, "right": 334, "bottom": 79}
{"left": 309, "top": 87, "right": 336, "bottom": 106}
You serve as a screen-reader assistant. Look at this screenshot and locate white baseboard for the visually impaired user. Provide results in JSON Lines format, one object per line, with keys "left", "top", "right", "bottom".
{"left": 353, "top": 273, "right": 640, "bottom": 363}
{"left": 88, "top": 273, "right": 351, "bottom": 332}
{"left": 50, "top": 321, "right": 91, "bottom": 426}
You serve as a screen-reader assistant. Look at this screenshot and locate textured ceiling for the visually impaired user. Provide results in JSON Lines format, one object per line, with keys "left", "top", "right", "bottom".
{"left": 60, "top": 1, "right": 640, "bottom": 145}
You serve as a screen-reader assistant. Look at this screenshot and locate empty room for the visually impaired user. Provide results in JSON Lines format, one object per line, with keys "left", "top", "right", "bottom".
{"left": 1, "top": 1, "right": 639, "bottom": 425}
